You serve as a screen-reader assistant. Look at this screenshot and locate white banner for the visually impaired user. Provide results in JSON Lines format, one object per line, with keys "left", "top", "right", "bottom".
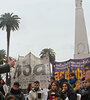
{"left": 11, "top": 52, "right": 50, "bottom": 89}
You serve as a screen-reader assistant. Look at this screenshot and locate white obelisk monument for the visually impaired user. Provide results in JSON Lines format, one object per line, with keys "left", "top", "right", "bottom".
{"left": 74, "top": 0, "right": 90, "bottom": 59}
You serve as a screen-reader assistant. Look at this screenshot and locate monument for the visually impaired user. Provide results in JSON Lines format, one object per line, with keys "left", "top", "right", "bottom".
{"left": 74, "top": 0, "right": 90, "bottom": 59}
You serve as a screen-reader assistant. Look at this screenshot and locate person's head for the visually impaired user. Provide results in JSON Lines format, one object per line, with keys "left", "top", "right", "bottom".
{"left": 81, "top": 77, "right": 86, "bottom": 88}
{"left": 0, "top": 79, "right": 5, "bottom": 84}
{"left": 85, "top": 79, "right": 90, "bottom": 89}
{"left": 52, "top": 81, "right": 59, "bottom": 91}
{"left": 51, "top": 77, "right": 55, "bottom": 83}
{"left": 84, "top": 62, "right": 90, "bottom": 73}
{"left": 13, "top": 82, "right": 20, "bottom": 90}
{"left": 69, "top": 72, "right": 76, "bottom": 80}
{"left": 0, "top": 80, "right": 3, "bottom": 84}
{"left": 27, "top": 83, "right": 32, "bottom": 92}
{"left": 34, "top": 81, "right": 40, "bottom": 91}
{"left": 5, "top": 95, "right": 16, "bottom": 100}
{"left": 62, "top": 82, "right": 73, "bottom": 92}
{"left": 81, "top": 77, "right": 85, "bottom": 87}
{"left": 28, "top": 83, "right": 32, "bottom": 88}
{"left": 60, "top": 74, "right": 65, "bottom": 80}
{"left": 82, "top": 72, "right": 85, "bottom": 78}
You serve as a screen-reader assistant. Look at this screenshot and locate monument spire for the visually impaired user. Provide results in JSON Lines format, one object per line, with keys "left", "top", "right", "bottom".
{"left": 75, "top": 0, "right": 82, "bottom": 8}
{"left": 74, "top": 0, "right": 90, "bottom": 59}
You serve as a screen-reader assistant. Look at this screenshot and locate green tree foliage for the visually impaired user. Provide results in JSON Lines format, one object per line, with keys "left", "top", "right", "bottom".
{"left": 0, "top": 13, "right": 20, "bottom": 85}
{"left": 0, "top": 13, "right": 20, "bottom": 57}
{"left": 0, "top": 49, "right": 6, "bottom": 65}
{"left": 40, "top": 48, "right": 55, "bottom": 64}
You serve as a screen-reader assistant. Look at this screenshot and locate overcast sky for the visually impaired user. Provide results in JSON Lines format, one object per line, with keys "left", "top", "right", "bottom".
{"left": 0, "top": 0, "right": 90, "bottom": 62}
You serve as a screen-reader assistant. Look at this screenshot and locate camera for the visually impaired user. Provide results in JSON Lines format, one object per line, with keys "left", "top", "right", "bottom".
{"left": 37, "top": 93, "right": 41, "bottom": 98}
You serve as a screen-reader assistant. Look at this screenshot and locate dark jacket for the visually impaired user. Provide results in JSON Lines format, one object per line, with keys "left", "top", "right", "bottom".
{"left": 60, "top": 90, "right": 77, "bottom": 100}
{"left": 0, "top": 91, "right": 5, "bottom": 100}
{"left": 0, "top": 64, "right": 10, "bottom": 74}
{"left": 0, "top": 84, "right": 5, "bottom": 95}
{"left": 48, "top": 84, "right": 52, "bottom": 90}
{"left": 59, "top": 78, "right": 68, "bottom": 88}
{"left": 81, "top": 86, "right": 90, "bottom": 100}
{"left": 6, "top": 88, "right": 25, "bottom": 100}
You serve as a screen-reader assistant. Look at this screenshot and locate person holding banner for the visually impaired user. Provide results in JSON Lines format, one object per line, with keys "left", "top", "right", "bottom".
{"left": 69, "top": 73, "right": 81, "bottom": 93}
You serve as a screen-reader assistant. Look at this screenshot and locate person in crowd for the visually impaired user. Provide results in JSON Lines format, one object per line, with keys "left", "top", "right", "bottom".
{"left": 26, "top": 83, "right": 32, "bottom": 100}
{"left": 5, "top": 95, "right": 16, "bottom": 100}
{"left": 79, "top": 77, "right": 86, "bottom": 95}
{"left": 60, "top": 82, "right": 77, "bottom": 100}
{"left": 69, "top": 72, "right": 81, "bottom": 93}
{"left": 81, "top": 77, "right": 86, "bottom": 89}
{"left": 81, "top": 79, "right": 90, "bottom": 100}
{"left": 0, "top": 78, "right": 8, "bottom": 96}
{"left": 0, "top": 57, "right": 15, "bottom": 74}
{"left": 6, "top": 82, "right": 25, "bottom": 100}
{"left": 47, "top": 81, "right": 62, "bottom": 100}
{"left": 0, "top": 91, "right": 5, "bottom": 100}
{"left": 83, "top": 62, "right": 90, "bottom": 82}
{"left": 81, "top": 75, "right": 85, "bottom": 87}
{"left": 59, "top": 74, "right": 68, "bottom": 88}
{"left": 29, "top": 81, "right": 45, "bottom": 100}
{"left": 27, "top": 83, "right": 32, "bottom": 94}
{"left": 43, "top": 88, "right": 49, "bottom": 100}
{"left": 48, "top": 77, "right": 55, "bottom": 90}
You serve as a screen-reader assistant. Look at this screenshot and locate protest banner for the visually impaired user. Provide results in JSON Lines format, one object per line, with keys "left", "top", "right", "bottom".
{"left": 52, "top": 57, "right": 90, "bottom": 80}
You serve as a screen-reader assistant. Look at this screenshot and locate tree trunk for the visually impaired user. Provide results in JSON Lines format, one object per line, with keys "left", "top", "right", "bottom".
{"left": 6, "top": 27, "right": 10, "bottom": 86}
{"left": 7, "top": 27, "right": 10, "bottom": 57}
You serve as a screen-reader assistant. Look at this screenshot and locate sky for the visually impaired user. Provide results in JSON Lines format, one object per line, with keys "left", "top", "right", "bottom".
{"left": 0, "top": 0, "right": 90, "bottom": 62}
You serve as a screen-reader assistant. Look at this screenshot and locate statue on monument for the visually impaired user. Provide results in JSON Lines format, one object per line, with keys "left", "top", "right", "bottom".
{"left": 75, "top": 0, "right": 82, "bottom": 7}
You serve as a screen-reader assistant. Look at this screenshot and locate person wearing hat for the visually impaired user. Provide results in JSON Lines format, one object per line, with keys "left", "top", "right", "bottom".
{"left": 6, "top": 82, "right": 25, "bottom": 100}
{"left": 69, "top": 72, "right": 81, "bottom": 93}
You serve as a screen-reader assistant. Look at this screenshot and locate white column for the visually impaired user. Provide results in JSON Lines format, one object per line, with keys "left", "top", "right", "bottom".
{"left": 74, "top": 0, "right": 90, "bottom": 59}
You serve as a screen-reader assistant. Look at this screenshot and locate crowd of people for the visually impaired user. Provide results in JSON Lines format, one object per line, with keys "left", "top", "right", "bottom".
{"left": 0, "top": 58, "right": 90, "bottom": 100}
{"left": 47, "top": 62, "right": 90, "bottom": 100}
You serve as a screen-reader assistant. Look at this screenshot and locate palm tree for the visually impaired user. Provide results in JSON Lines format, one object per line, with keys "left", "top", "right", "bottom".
{"left": 0, "top": 49, "right": 6, "bottom": 65}
{"left": 40, "top": 48, "right": 55, "bottom": 64}
{"left": 0, "top": 13, "right": 20, "bottom": 57}
{"left": 0, "top": 13, "right": 20, "bottom": 85}
{"left": 40, "top": 48, "right": 55, "bottom": 76}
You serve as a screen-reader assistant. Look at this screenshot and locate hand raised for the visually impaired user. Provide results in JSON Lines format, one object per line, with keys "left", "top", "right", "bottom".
{"left": 7, "top": 56, "right": 16, "bottom": 68}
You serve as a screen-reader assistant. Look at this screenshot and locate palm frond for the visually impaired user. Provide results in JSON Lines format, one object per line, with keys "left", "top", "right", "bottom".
{"left": 40, "top": 48, "right": 56, "bottom": 64}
